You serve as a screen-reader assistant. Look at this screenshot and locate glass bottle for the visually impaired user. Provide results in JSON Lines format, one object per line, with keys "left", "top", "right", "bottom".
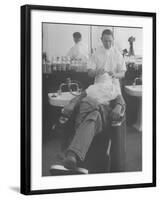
{"left": 66, "top": 56, "right": 71, "bottom": 71}
{"left": 61, "top": 56, "right": 66, "bottom": 71}
{"left": 52, "top": 56, "right": 57, "bottom": 72}
{"left": 56, "top": 56, "right": 61, "bottom": 71}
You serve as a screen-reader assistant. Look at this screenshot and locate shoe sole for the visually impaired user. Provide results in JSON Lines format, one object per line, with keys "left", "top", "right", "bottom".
{"left": 50, "top": 164, "right": 88, "bottom": 175}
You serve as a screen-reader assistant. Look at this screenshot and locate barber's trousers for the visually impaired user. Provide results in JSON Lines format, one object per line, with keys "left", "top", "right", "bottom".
{"left": 68, "top": 97, "right": 111, "bottom": 161}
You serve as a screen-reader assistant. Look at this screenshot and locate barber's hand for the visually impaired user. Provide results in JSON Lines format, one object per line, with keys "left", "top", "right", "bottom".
{"left": 111, "top": 104, "right": 122, "bottom": 121}
{"left": 96, "top": 68, "right": 105, "bottom": 76}
{"left": 108, "top": 71, "right": 115, "bottom": 78}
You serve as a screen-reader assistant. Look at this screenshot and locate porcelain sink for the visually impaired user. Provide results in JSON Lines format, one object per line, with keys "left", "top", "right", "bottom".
{"left": 48, "top": 91, "right": 80, "bottom": 107}
{"left": 125, "top": 85, "right": 142, "bottom": 97}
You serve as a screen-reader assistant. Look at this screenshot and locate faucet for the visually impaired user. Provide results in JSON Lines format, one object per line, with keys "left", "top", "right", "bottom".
{"left": 58, "top": 78, "right": 81, "bottom": 95}
{"left": 58, "top": 83, "right": 67, "bottom": 95}
{"left": 133, "top": 77, "right": 142, "bottom": 86}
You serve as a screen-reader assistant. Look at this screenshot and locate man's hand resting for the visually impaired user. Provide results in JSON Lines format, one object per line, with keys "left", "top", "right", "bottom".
{"left": 62, "top": 102, "right": 75, "bottom": 118}
{"left": 110, "top": 104, "right": 122, "bottom": 121}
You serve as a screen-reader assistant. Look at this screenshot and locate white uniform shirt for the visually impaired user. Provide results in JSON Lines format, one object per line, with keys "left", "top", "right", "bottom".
{"left": 86, "top": 46, "right": 126, "bottom": 104}
{"left": 67, "top": 41, "right": 89, "bottom": 62}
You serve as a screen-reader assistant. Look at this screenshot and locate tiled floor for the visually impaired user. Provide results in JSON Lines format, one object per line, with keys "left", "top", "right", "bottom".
{"left": 42, "top": 126, "right": 142, "bottom": 176}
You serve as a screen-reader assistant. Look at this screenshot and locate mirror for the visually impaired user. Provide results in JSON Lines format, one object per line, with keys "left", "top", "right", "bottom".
{"left": 42, "top": 23, "right": 142, "bottom": 65}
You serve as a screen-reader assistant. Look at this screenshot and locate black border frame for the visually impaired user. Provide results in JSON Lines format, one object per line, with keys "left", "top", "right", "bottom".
{"left": 20, "top": 4, "right": 156, "bottom": 195}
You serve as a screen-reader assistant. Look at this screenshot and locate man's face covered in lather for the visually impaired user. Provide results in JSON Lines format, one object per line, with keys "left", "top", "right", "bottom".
{"left": 101, "top": 34, "right": 113, "bottom": 49}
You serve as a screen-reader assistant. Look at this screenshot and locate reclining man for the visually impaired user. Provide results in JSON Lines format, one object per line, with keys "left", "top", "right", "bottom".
{"left": 51, "top": 29, "right": 126, "bottom": 173}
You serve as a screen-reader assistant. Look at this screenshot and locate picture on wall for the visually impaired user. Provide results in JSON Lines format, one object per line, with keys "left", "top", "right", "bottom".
{"left": 42, "top": 22, "right": 143, "bottom": 177}
{"left": 21, "top": 5, "right": 156, "bottom": 195}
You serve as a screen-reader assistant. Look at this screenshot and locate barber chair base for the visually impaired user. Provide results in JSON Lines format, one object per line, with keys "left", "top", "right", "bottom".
{"left": 83, "top": 133, "right": 111, "bottom": 174}
{"left": 84, "top": 155, "right": 111, "bottom": 174}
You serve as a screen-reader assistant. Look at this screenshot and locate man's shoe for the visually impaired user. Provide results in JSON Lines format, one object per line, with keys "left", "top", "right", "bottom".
{"left": 49, "top": 152, "right": 88, "bottom": 175}
{"left": 63, "top": 154, "right": 77, "bottom": 170}
{"left": 50, "top": 164, "right": 88, "bottom": 175}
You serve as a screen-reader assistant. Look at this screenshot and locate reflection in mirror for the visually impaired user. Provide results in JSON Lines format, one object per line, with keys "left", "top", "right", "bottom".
{"left": 43, "top": 23, "right": 142, "bottom": 60}
{"left": 42, "top": 23, "right": 90, "bottom": 60}
{"left": 42, "top": 23, "right": 142, "bottom": 74}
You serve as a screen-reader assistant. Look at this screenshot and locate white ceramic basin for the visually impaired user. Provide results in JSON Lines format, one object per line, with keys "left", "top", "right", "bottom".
{"left": 48, "top": 91, "right": 80, "bottom": 107}
{"left": 125, "top": 85, "right": 142, "bottom": 97}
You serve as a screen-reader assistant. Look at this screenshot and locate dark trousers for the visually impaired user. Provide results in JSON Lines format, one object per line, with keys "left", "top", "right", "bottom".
{"left": 67, "top": 97, "right": 111, "bottom": 161}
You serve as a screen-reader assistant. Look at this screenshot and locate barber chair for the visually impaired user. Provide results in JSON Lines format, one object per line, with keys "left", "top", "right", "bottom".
{"left": 50, "top": 104, "right": 126, "bottom": 175}
{"left": 49, "top": 78, "right": 126, "bottom": 175}
{"left": 83, "top": 112, "right": 126, "bottom": 174}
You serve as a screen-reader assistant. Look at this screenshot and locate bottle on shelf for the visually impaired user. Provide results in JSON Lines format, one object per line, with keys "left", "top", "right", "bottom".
{"left": 56, "top": 56, "right": 61, "bottom": 71}
{"left": 70, "top": 59, "right": 75, "bottom": 71}
{"left": 52, "top": 56, "right": 57, "bottom": 72}
{"left": 42, "top": 58, "right": 47, "bottom": 73}
{"left": 49, "top": 56, "right": 88, "bottom": 73}
{"left": 74, "top": 59, "right": 78, "bottom": 72}
{"left": 66, "top": 56, "right": 71, "bottom": 71}
{"left": 46, "top": 60, "right": 52, "bottom": 74}
{"left": 61, "top": 56, "right": 66, "bottom": 71}
{"left": 76, "top": 59, "right": 80, "bottom": 72}
{"left": 81, "top": 60, "right": 87, "bottom": 72}
{"left": 80, "top": 59, "right": 84, "bottom": 72}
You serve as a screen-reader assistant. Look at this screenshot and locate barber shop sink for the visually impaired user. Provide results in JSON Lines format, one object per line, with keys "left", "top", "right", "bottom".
{"left": 125, "top": 85, "right": 142, "bottom": 97}
{"left": 48, "top": 91, "right": 80, "bottom": 107}
{"left": 125, "top": 84, "right": 142, "bottom": 132}
{"left": 48, "top": 78, "right": 82, "bottom": 107}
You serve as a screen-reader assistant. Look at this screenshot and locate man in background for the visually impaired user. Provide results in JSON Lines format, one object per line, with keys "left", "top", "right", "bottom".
{"left": 67, "top": 32, "right": 89, "bottom": 62}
